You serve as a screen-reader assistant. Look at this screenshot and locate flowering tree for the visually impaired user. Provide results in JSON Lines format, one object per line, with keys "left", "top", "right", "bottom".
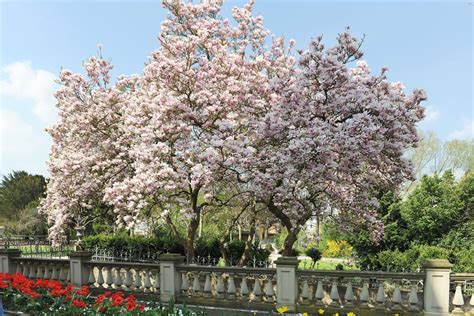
{"left": 40, "top": 55, "right": 138, "bottom": 243}
{"left": 41, "top": 0, "right": 425, "bottom": 257}
{"left": 239, "top": 32, "right": 426, "bottom": 254}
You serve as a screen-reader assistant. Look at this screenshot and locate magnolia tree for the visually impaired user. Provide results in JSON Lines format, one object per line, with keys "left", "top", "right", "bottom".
{"left": 41, "top": 0, "right": 426, "bottom": 257}
{"left": 238, "top": 33, "right": 426, "bottom": 255}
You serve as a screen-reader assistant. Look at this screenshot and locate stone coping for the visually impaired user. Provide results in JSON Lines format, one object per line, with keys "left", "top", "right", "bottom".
{"left": 422, "top": 259, "right": 453, "bottom": 269}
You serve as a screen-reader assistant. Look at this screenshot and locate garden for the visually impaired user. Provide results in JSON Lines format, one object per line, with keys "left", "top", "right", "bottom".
{"left": 0, "top": 0, "right": 473, "bottom": 315}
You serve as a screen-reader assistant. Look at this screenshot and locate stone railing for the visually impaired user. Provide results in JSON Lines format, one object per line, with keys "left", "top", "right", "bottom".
{"left": 296, "top": 269, "right": 425, "bottom": 314}
{"left": 86, "top": 260, "right": 160, "bottom": 293}
{"left": 1, "top": 249, "right": 473, "bottom": 315}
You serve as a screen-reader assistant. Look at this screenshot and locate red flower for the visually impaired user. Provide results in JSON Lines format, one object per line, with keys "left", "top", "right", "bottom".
{"left": 0, "top": 280, "right": 7, "bottom": 289}
{"left": 72, "top": 299, "right": 87, "bottom": 308}
{"left": 138, "top": 304, "right": 145, "bottom": 311}
{"left": 126, "top": 295, "right": 136, "bottom": 311}
{"left": 98, "top": 306, "right": 106, "bottom": 313}
{"left": 73, "top": 285, "right": 90, "bottom": 296}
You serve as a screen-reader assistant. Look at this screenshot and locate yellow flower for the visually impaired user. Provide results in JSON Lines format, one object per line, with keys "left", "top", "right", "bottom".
{"left": 347, "top": 313, "right": 356, "bottom": 316}
{"left": 302, "top": 313, "right": 309, "bottom": 316}
{"left": 394, "top": 314, "right": 400, "bottom": 316}
{"left": 277, "top": 306, "right": 289, "bottom": 314}
{"left": 333, "top": 313, "right": 339, "bottom": 316}
{"left": 318, "top": 309, "right": 325, "bottom": 314}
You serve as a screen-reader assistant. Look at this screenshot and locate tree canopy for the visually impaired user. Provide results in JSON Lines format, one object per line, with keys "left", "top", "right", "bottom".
{"left": 41, "top": 0, "right": 426, "bottom": 255}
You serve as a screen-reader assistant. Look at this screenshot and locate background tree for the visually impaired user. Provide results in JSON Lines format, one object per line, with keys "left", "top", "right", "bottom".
{"left": 0, "top": 170, "right": 48, "bottom": 235}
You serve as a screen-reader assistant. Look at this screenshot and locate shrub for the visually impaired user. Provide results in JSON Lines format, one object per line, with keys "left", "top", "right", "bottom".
{"left": 322, "top": 240, "right": 353, "bottom": 258}
{"left": 224, "top": 240, "right": 246, "bottom": 263}
{"left": 306, "top": 247, "right": 322, "bottom": 268}
{"left": 453, "top": 244, "right": 474, "bottom": 273}
{"left": 376, "top": 245, "right": 451, "bottom": 272}
{"left": 194, "top": 237, "right": 221, "bottom": 263}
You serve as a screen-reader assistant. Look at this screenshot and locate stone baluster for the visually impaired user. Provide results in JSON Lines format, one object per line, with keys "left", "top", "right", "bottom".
{"left": 36, "top": 265, "right": 44, "bottom": 279}
{"left": 359, "top": 279, "right": 371, "bottom": 307}
{"left": 124, "top": 269, "right": 132, "bottom": 291}
{"left": 216, "top": 273, "right": 225, "bottom": 299}
{"left": 451, "top": 281, "right": 465, "bottom": 315}
{"left": 344, "top": 281, "right": 355, "bottom": 307}
{"left": 264, "top": 276, "right": 274, "bottom": 302}
{"left": 28, "top": 264, "right": 36, "bottom": 279}
{"left": 181, "top": 272, "right": 189, "bottom": 296}
{"left": 133, "top": 269, "right": 142, "bottom": 290}
{"left": 203, "top": 273, "right": 212, "bottom": 297}
{"left": 240, "top": 275, "right": 249, "bottom": 300}
{"left": 59, "top": 266, "right": 67, "bottom": 282}
{"left": 51, "top": 265, "right": 59, "bottom": 280}
{"left": 66, "top": 268, "right": 71, "bottom": 283}
{"left": 88, "top": 267, "right": 96, "bottom": 286}
{"left": 391, "top": 281, "right": 403, "bottom": 312}
{"left": 96, "top": 267, "right": 105, "bottom": 288}
{"left": 375, "top": 279, "right": 385, "bottom": 312}
{"left": 469, "top": 290, "right": 474, "bottom": 314}
{"left": 143, "top": 269, "right": 152, "bottom": 292}
{"left": 227, "top": 274, "right": 237, "bottom": 300}
{"left": 43, "top": 264, "right": 51, "bottom": 279}
{"left": 314, "top": 279, "right": 324, "bottom": 304}
{"left": 105, "top": 267, "right": 113, "bottom": 288}
{"left": 153, "top": 270, "right": 160, "bottom": 293}
{"left": 15, "top": 263, "right": 22, "bottom": 274}
{"left": 22, "top": 263, "right": 29, "bottom": 277}
{"left": 329, "top": 279, "right": 340, "bottom": 307}
{"left": 114, "top": 268, "right": 123, "bottom": 289}
{"left": 407, "top": 280, "right": 420, "bottom": 312}
{"left": 300, "top": 277, "right": 310, "bottom": 304}
{"left": 252, "top": 276, "right": 262, "bottom": 302}
{"left": 192, "top": 273, "right": 202, "bottom": 297}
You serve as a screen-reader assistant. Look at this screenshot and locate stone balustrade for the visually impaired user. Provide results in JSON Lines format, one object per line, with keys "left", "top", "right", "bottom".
{"left": 86, "top": 261, "right": 160, "bottom": 294}
{"left": 0, "top": 249, "right": 472, "bottom": 315}
{"left": 296, "top": 269, "right": 425, "bottom": 314}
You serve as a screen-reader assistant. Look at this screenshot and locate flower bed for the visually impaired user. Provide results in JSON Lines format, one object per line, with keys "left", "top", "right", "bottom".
{"left": 0, "top": 273, "right": 206, "bottom": 315}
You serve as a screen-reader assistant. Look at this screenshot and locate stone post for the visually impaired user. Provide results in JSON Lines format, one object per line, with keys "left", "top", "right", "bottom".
{"left": 275, "top": 256, "right": 299, "bottom": 311}
{"left": 159, "top": 253, "right": 185, "bottom": 303}
{"left": 69, "top": 251, "right": 93, "bottom": 287}
{"left": 423, "top": 259, "right": 453, "bottom": 316}
{"left": 0, "top": 249, "right": 21, "bottom": 274}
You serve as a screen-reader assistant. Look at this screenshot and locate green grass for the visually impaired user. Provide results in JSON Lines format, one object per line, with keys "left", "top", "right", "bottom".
{"left": 298, "top": 258, "right": 359, "bottom": 270}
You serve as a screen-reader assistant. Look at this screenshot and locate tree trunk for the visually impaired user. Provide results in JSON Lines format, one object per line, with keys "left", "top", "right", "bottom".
{"left": 185, "top": 216, "right": 199, "bottom": 259}
{"left": 282, "top": 229, "right": 299, "bottom": 256}
{"left": 238, "top": 216, "right": 257, "bottom": 266}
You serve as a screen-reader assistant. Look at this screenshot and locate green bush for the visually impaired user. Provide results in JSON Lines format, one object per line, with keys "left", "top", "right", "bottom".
{"left": 82, "top": 231, "right": 185, "bottom": 259}
{"left": 224, "top": 240, "right": 246, "bottom": 262}
{"left": 194, "top": 237, "right": 221, "bottom": 262}
{"left": 376, "top": 245, "right": 451, "bottom": 272}
{"left": 453, "top": 244, "right": 474, "bottom": 273}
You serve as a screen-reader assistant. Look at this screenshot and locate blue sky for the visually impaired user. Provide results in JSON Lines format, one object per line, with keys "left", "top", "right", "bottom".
{"left": 1, "top": 0, "right": 473, "bottom": 177}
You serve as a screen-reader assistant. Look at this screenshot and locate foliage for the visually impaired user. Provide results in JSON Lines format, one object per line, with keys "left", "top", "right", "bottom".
{"left": 82, "top": 231, "right": 185, "bottom": 258}
{"left": 401, "top": 171, "right": 464, "bottom": 245}
{"left": 224, "top": 240, "right": 246, "bottom": 262}
{"left": 407, "top": 131, "right": 474, "bottom": 184}
{"left": 0, "top": 170, "right": 47, "bottom": 235}
{"left": 377, "top": 245, "right": 450, "bottom": 271}
{"left": 194, "top": 237, "right": 221, "bottom": 262}
{"left": 322, "top": 240, "right": 353, "bottom": 258}
{"left": 349, "top": 171, "right": 474, "bottom": 272}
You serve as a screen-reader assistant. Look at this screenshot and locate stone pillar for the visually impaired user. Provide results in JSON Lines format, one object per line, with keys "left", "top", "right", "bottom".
{"left": 423, "top": 259, "right": 453, "bottom": 316}
{"left": 275, "top": 256, "right": 299, "bottom": 311}
{"left": 159, "top": 253, "right": 185, "bottom": 303}
{"left": 69, "top": 251, "right": 93, "bottom": 287}
{"left": 0, "top": 249, "right": 21, "bottom": 274}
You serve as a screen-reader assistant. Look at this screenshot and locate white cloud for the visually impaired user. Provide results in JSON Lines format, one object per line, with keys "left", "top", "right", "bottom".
{"left": 448, "top": 120, "right": 474, "bottom": 140}
{"left": 0, "top": 108, "right": 51, "bottom": 176}
{"left": 0, "top": 61, "right": 58, "bottom": 124}
{"left": 419, "top": 106, "right": 440, "bottom": 126}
